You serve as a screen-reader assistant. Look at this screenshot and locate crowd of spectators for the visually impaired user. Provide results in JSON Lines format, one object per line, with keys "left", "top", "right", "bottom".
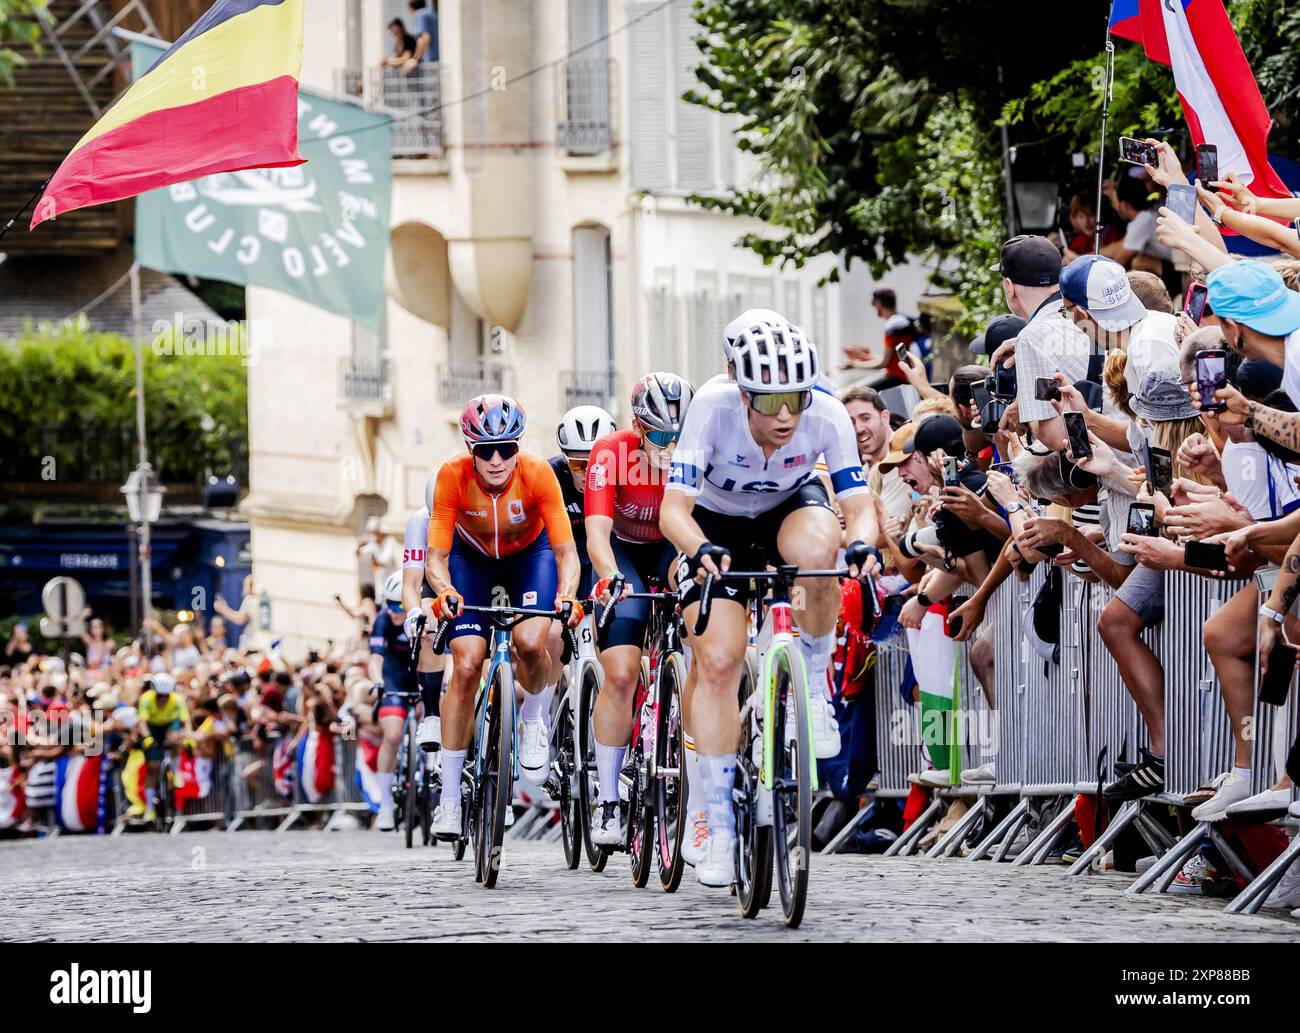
{"left": 829, "top": 137, "right": 1299, "bottom": 912}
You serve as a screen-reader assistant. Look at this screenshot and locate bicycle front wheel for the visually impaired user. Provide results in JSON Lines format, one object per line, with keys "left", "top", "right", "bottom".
{"left": 478, "top": 662, "right": 514, "bottom": 888}
{"left": 576, "top": 661, "right": 608, "bottom": 872}
{"left": 403, "top": 719, "right": 418, "bottom": 849}
{"left": 654, "top": 650, "right": 687, "bottom": 892}
{"left": 771, "top": 645, "right": 812, "bottom": 928}
{"left": 555, "top": 671, "right": 581, "bottom": 870}
{"left": 734, "top": 660, "right": 771, "bottom": 918}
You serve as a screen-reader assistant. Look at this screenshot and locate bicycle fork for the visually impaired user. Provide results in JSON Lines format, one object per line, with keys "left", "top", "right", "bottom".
{"left": 759, "top": 602, "right": 819, "bottom": 795}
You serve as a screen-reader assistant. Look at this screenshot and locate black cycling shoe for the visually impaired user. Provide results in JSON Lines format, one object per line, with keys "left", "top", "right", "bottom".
{"left": 1102, "top": 748, "right": 1165, "bottom": 803}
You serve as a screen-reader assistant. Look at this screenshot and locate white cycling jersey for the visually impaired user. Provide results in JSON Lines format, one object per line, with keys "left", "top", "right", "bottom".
{"left": 667, "top": 379, "right": 868, "bottom": 517}
{"left": 403, "top": 506, "right": 431, "bottom": 570}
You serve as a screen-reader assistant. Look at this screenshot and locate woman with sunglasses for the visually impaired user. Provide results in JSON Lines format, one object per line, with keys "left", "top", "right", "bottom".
{"left": 583, "top": 372, "right": 694, "bottom": 846}
{"left": 424, "top": 394, "right": 584, "bottom": 837}
{"left": 659, "top": 321, "right": 882, "bottom": 887}
{"left": 549, "top": 404, "right": 619, "bottom": 601}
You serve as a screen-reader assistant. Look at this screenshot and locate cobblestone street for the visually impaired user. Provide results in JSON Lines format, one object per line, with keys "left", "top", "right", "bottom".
{"left": 2, "top": 830, "right": 1296, "bottom": 942}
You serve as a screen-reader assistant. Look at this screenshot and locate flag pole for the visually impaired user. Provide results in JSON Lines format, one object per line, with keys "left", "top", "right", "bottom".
{"left": 1095, "top": 5, "right": 1117, "bottom": 254}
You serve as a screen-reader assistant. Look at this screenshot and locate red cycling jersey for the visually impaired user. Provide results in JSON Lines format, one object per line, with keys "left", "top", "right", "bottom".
{"left": 584, "top": 430, "right": 667, "bottom": 543}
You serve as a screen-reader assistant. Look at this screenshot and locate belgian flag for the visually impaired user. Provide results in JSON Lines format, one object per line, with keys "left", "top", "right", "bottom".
{"left": 31, "top": 0, "right": 304, "bottom": 229}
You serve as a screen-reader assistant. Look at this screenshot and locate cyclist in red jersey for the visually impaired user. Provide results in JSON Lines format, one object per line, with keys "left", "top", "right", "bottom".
{"left": 584, "top": 372, "right": 694, "bottom": 845}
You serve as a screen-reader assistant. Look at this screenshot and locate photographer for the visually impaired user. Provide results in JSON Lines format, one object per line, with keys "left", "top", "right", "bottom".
{"left": 989, "top": 236, "right": 1093, "bottom": 451}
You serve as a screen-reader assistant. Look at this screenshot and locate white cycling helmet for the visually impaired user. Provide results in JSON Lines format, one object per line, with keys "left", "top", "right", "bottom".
{"left": 732, "top": 318, "right": 820, "bottom": 392}
{"left": 723, "top": 308, "right": 793, "bottom": 364}
{"left": 424, "top": 471, "right": 438, "bottom": 514}
{"left": 556, "top": 405, "right": 616, "bottom": 455}
{"left": 151, "top": 672, "right": 175, "bottom": 695}
{"left": 382, "top": 571, "right": 403, "bottom": 606}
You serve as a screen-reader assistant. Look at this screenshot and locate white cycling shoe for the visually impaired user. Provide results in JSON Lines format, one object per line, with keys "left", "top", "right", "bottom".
{"left": 417, "top": 716, "right": 441, "bottom": 752}
{"left": 681, "top": 811, "right": 709, "bottom": 868}
{"left": 375, "top": 803, "right": 396, "bottom": 831}
{"left": 518, "top": 717, "right": 550, "bottom": 780}
{"left": 591, "top": 801, "right": 623, "bottom": 847}
{"left": 430, "top": 802, "right": 462, "bottom": 838}
{"left": 807, "top": 695, "right": 841, "bottom": 760}
{"left": 695, "top": 832, "right": 737, "bottom": 888}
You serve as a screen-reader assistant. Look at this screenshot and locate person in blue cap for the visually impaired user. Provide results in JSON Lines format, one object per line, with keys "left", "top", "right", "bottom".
{"left": 1197, "top": 260, "right": 1300, "bottom": 451}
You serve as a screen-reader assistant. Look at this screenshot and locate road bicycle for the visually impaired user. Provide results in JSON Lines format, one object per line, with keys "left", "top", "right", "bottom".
{"left": 694, "top": 564, "right": 848, "bottom": 927}
{"left": 546, "top": 598, "right": 600, "bottom": 871}
{"left": 427, "top": 601, "right": 572, "bottom": 888}
{"left": 388, "top": 686, "right": 429, "bottom": 849}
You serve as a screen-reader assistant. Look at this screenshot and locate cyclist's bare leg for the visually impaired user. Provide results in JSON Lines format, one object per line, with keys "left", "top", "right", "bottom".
{"left": 377, "top": 715, "right": 405, "bottom": 773}
{"left": 776, "top": 505, "right": 841, "bottom": 636}
{"left": 436, "top": 634, "right": 489, "bottom": 811}
{"left": 682, "top": 598, "right": 747, "bottom": 839}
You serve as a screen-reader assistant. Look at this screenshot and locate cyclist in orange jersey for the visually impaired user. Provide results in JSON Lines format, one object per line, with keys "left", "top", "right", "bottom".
{"left": 425, "top": 395, "right": 582, "bottom": 836}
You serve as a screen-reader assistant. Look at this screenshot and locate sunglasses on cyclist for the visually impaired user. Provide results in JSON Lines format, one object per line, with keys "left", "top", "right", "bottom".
{"left": 471, "top": 441, "right": 520, "bottom": 462}
{"left": 642, "top": 428, "right": 679, "bottom": 448}
{"left": 563, "top": 453, "right": 589, "bottom": 471}
{"left": 746, "top": 389, "right": 813, "bottom": 417}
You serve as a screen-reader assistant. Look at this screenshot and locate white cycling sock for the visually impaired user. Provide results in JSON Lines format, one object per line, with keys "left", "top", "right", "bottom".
{"left": 698, "top": 752, "right": 737, "bottom": 838}
{"left": 595, "top": 741, "right": 626, "bottom": 804}
{"left": 684, "top": 732, "right": 704, "bottom": 819}
{"left": 378, "top": 771, "right": 395, "bottom": 808}
{"left": 439, "top": 748, "right": 466, "bottom": 808}
{"left": 798, "top": 630, "right": 836, "bottom": 698}
{"left": 520, "top": 681, "right": 555, "bottom": 722}
{"left": 1233, "top": 766, "right": 1251, "bottom": 782}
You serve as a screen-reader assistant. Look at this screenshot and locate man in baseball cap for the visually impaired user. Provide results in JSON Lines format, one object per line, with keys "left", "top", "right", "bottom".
{"left": 1060, "top": 254, "right": 1179, "bottom": 397}
{"left": 993, "top": 235, "right": 1093, "bottom": 452}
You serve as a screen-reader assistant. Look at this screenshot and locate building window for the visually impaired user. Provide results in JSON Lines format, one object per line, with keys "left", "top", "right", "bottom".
{"left": 567, "top": 224, "right": 616, "bottom": 409}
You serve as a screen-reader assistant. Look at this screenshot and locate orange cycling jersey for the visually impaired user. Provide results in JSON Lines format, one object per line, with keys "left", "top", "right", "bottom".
{"left": 429, "top": 452, "right": 574, "bottom": 559}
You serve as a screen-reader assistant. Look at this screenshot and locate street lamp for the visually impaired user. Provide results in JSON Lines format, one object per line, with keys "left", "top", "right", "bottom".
{"left": 121, "top": 462, "right": 165, "bottom": 651}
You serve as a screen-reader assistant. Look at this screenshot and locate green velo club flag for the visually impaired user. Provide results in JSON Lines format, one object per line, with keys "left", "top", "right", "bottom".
{"left": 132, "top": 38, "right": 393, "bottom": 329}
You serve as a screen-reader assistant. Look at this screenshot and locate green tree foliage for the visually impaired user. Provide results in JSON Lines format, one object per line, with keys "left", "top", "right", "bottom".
{"left": 0, "top": 319, "right": 248, "bottom": 485}
{"left": 0, "top": 0, "right": 46, "bottom": 86}
{"left": 688, "top": 0, "right": 1300, "bottom": 334}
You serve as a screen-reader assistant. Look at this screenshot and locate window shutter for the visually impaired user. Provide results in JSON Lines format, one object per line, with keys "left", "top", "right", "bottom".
{"left": 629, "top": 3, "right": 671, "bottom": 191}
{"left": 783, "top": 281, "right": 802, "bottom": 327}
{"left": 573, "top": 225, "right": 612, "bottom": 373}
{"left": 671, "top": 2, "right": 712, "bottom": 191}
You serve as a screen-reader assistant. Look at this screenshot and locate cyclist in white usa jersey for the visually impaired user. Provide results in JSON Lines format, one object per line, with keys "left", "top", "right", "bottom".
{"left": 659, "top": 319, "right": 882, "bottom": 887}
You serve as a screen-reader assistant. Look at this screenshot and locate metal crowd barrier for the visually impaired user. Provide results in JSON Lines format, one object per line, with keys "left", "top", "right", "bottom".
{"left": 228, "top": 734, "right": 296, "bottom": 831}
{"left": 170, "top": 750, "right": 233, "bottom": 834}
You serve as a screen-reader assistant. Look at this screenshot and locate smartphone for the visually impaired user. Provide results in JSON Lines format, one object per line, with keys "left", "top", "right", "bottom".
{"left": 946, "top": 595, "right": 971, "bottom": 638}
{"left": 1184, "top": 540, "right": 1228, "bottom": 572}
{"left": 895, "top": 343, "right": 910, "bottom": 366}
{"left": 1260, "top": 638, "right": 1298, "bottom": 706}
{"left": 990, "top": 460, "right": 1019, "bottom": 484}
{"left": 1194, "top": 348, "right": 1227, "bottom": 414}
{"left": 942, "top": 457, "right": 961, "bottom": 486}
{"left": 1166, "top": 182, "right": 1199, "bottom": 224}
{"left": 1184, "top": 281, "right": 1209, "bottom": 325}
{"left": 1127, "top": 502, "right": 1158, "bottom": 537}
{"left": 1119, "top": 136, "right": 1159, "bottom": 167}
{"left": 1195, "top": 144, "right": 1219, "bottom": 186}
{"left": 1034, "top": 377, "right": 1060, "bottom": 402}
{"left": 1063, "top": 411, "right": 1092, "bottom": 460}
{"left": 993, "top": 361, "right": 1017, "bottom": 401}
{"left": 1145, "top": 444, "right": 1173, "bottom": 497}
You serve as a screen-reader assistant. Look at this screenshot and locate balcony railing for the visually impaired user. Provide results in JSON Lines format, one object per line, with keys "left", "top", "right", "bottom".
{"left": 339, "top": 358, "right": 391, "bottom": 404}
{"left": 335, "top": 64, "right": 444, "bottom": 158}
{"left": 561, "top": 369, "right": 617, "bottom": 409}
{"left": 438, "top": 364, "right": 505, "bottom": 405}
{"left": 556, "top": 58, "right": 613, "bottom": 155}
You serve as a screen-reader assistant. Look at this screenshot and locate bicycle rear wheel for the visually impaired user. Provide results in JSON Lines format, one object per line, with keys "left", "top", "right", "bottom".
{"left": 555, "top": 672, "right": 581, "bottom": 870}
{"left": 403, "top": 719, "right": 418, "bottom": 849}
{"left": 771, "top": 646, "right": 812, "bottom": 928}
{"left": 474, "top": 664, "right": 514, "bottom": 888}
{"left": 576, "top": 662, "right": 608, "bottom": 872}
{"left": 735, "top": 661, "right": 771, "bottom": 919}
{"left": 654, "top": 650, "right": 687, "bottom": 892}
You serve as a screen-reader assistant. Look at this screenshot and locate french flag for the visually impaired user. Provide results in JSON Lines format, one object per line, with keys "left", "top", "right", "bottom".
{"left": 55, "top": 755, "right": 104, "bottom": 833}
{"left": 295, "top": 730, "right": 336, "bottom": 803}
{"left": 1109, "top": 0, "right": 1290, "bottom": 199}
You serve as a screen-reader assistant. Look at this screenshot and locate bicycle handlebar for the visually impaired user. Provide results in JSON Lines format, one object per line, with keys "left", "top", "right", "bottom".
{"left": 595, "top": 574, "right": 625, "bottom": 632}
{"left": 420, "top": 602, "right": 573, "bottom": 656}
{"left": 693, "top": 566, "right": 852, "bottom": 637}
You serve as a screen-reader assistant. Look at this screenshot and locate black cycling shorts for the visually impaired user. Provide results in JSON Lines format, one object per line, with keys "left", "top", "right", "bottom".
{"left": 597, "top": 537, "right": 676, "bottom": 650}
{"left": 676, "top": 480, "right": 834, "bottom": 609}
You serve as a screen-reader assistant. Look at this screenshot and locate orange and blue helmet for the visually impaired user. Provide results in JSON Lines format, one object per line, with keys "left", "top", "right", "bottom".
{"left": 460, "top": 394, "right": 527, "bottom": 445}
